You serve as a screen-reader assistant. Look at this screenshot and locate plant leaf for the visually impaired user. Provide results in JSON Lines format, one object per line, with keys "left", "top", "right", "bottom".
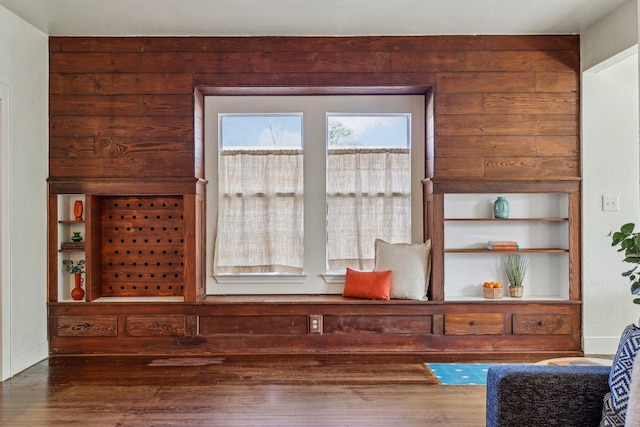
{"left": 612, "top": 231, "right": 626, "bottom": 245}
{"left": 621, "top": 223, "right": 635, "bottom": 234}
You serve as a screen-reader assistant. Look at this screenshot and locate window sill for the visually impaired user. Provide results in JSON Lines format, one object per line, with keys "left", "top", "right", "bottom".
{"left": 214, "top": 274, "right": 308, "bottom": 285}
{"left": 213, "top": 273, "right": 346, "bottom": 285}
{"left": 322, "top": 273, "right": 346, "bottom": 285}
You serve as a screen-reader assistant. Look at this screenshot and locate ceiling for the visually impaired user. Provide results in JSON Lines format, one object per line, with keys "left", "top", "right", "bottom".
{"left": 0, "top": 0, "right": 631, "bottom": 36}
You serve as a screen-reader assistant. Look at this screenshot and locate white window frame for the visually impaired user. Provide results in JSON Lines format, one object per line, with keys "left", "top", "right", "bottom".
{"left": 204, "top": 95, "right": 425, "bottom": 295}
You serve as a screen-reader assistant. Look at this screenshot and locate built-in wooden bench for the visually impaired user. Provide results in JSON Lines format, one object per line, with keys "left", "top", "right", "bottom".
{"left": 49, "top": 293, "right": 582, "bottom": 361}
{"left": 202, "top": 294, "right": 437, "bottom": 304}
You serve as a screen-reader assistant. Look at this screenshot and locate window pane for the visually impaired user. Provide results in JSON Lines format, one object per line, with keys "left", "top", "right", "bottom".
{"left": 220, "top": 115, "right": 302, "bottom": 149}
{"left": 215, "top": 114, "right": 304, "bottom": 274}
{"left": 327, "top": 115, "right": 409, "bottom": 148}
{"left": 326, "top": 114, "right": 411, "bottom": 272}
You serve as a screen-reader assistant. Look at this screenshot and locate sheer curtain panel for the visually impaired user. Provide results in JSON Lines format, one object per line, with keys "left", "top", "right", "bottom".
{"left": 326, "top": 148, "right": 411, "bottom": 272}
{"left": 214, "top": 149, "right": 304, "bottom": 274}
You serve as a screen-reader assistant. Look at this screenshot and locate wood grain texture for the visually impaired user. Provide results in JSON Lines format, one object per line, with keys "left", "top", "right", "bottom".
{"left": 50, "top": 94, "right": 144, "bottom": 116}
{"left": 126, "top": 315, "right": 186, "bottom": 336}
{"left": 512, "top": 314, "right": 573, "bottom": 335}
{"left": 436, "top": 136, "right": 536, "bottom": 157}
{"left": 436, "top": 72, "right": 536, "bottom": 93}
{"left": 436, "top": 114, "right": 578, "bottom": 136}
{"left": 444, "top": 313, "right": 505, "bottom": 335}
{"left": 48, "top": 295, "right": 582, "bottom": 357}
{"left": 99, "top": 196, "right": 185, "bottom": 298}
{"left": 50, "top": 37, "right": 143, "bottom": 53}
{"left": 535, "top": 72, "right": 579, "bottom": 92}
{"left": 324, "top": 315, "right": 432, "bottom": 334}
{"left": 49, "top": 35, "right": 579, "bottom": 181}
{"left": 47, "top": 35, "right": 581, "bottom": 357}
{"left": 95, "top": 73, "right": 193, "bottom": 95}
{"left": 56, "top": 315, "right": 118, "bottom": 337}
{"left": 50, "top": 73, "right": 97, "bottom": 95}
{"left": 1, "top": 356, "right": 487, "bottom": 426}
{"left": 141, "top": 35, "right": 486, "bottom": 53}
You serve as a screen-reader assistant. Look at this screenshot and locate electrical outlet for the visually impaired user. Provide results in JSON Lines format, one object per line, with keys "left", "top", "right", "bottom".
{"left": 309, "top": 314, "right": 323, "bottom": 334}
{"left": 602, "top": 195, "right": 619, "bottom": 212}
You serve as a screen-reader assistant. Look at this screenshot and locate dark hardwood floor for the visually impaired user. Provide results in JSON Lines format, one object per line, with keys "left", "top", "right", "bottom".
{"left": 1, "top": 355, "right": 486, "bottom": 426}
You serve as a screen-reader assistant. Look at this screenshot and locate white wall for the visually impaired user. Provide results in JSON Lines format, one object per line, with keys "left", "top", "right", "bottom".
{"left": 0, "top": 5, "right": 49, "bottom": 380}
{"left": 581, "top": 0, "right": 640, "bottom": 354}
{"left": 581, "top": 0, "right": 639, "bottom": 71}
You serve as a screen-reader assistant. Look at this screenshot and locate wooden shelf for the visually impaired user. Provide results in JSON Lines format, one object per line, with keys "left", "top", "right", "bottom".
{"left": 58, "top": 220, "right": 85, "bottom": 224}
{"left": 444, "top": 218, "right": 568, "bottom": 222}
{"left": 445, "top": 295, "right": 570, "bottom": 302}
{"left": 445, "top": 248, "right": 569, "bottom": 253}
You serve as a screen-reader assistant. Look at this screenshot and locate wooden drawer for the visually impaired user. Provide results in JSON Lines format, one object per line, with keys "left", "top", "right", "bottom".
{"left": 513, "top": 314, "right": 573, "bottom": 335}
{"left": 200, "top": 315, "right": 308, "bottom": 335}
{"left": 56, "top": 315, "right": 117, "bottom": 337}
{"left": 126, "top": 315, "right": 185, "bottom": 337}
{"left": 444, "top": 313, "right": 504, "bottom": 335}
{"left": 323, "top": 315, "right": 432, "bottom": 335}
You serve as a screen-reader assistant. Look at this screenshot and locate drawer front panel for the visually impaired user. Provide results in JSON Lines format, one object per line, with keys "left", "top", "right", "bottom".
{"left": 444, "top": 313, "right": 504, "bottom": 335}
{"left": 513, "top": 314, "right": 573, "bottom": 335}
{"left": 200, "top": 315, "right": 308, "bottom": 335}
{"left": 323, "top": 315, "right": 432, "bottom": 334}
{"left": 126, "top": 315, "right": 186, "bottom": 337}
{"left": 56, "top": 315, "right": 118, "bottom": 337}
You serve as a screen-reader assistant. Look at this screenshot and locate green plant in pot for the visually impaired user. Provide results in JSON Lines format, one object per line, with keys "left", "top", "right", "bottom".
{"left": 62, "top": 259, "right": 85, "bottom": 274}
{"left": 502, "top": 254, "right": 529, "bottom": 298}
{"left": 62, "top": 259, "right": 86, "bottom": 301}
{"left": 610, "top": 223, "right": 640, "bottom": 304}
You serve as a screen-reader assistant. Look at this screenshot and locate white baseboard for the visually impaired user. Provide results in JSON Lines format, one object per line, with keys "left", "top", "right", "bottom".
{"left": 584, "top": 336, "right": 621, "bottom": 355}
{"left": 8, "top": 340, "right": 48, "bottom": 379}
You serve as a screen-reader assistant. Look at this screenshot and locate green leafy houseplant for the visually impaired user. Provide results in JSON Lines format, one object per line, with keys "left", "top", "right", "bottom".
{"left": 610, "top": 223, "right": 640, "bottom": 304}
{"left": 62, "top": 259, "right": 85, "bottom": 275}
{"left": 501, "top": 254, "right": 529, "bottom": 287}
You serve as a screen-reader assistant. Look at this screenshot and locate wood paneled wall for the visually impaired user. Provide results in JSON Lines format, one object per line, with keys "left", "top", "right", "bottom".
{"left": 49, "top": 35, "right": 579, "bottom": 181}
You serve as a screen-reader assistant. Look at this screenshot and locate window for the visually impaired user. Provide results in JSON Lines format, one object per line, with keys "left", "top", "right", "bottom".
{"left": 215, "top": 115, "right": 304, "bottom": 275}
{"left": 205, "top": 95, "right": 425, "bottom": 294}
{"left": 326, "top": 115, "right": 411, "bottom": 272}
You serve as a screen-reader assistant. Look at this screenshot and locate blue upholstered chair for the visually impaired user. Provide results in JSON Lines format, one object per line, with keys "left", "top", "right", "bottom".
{"left": 486, "top": 364, "right": 611, "bottom": 427}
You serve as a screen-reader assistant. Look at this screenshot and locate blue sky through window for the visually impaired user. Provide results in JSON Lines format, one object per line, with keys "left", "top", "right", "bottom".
{"left": 220, "top": 114, "right": 303, "bottom": 149}
{"left": 220, "top": 114, "right": 410, "bottom": 150}
{"left": 328, "top": 114, "right": 410, "bottom": 148}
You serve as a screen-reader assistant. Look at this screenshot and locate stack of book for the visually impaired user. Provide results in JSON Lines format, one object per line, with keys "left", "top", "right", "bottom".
{"left": 487, "top": 241, "right": 519, "bottom": 251}
{"left": 61, "top": 241, "right": 85, "bottom": 250}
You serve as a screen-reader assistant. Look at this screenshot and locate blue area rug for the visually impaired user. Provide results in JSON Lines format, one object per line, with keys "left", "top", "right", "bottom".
{"left": 425, "top": 363, "right": 505, "bottom": 385}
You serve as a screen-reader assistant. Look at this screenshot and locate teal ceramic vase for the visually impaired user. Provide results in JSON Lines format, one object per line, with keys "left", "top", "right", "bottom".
{"left": 493, "top": 196, "right": 510, "bottom": 219}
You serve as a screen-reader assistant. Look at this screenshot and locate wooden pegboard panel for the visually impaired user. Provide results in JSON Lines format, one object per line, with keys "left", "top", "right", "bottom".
{"left": 101, "top": 196, "right": 185, "bottom": 297}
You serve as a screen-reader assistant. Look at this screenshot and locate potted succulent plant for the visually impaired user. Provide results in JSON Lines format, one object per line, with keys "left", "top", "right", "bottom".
{"left": 610, "top": 223, "right": 640, "bottom": 304}
{"left": 502, "top": 254, "right": 529, "bottom": 297}
{"left": 62, "top": 259, "right": 85, "bottom": 300}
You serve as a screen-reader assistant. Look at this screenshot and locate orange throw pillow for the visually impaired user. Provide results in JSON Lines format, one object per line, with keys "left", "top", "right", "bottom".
{"left": 342, "top": 268, "right": 391, "bottom": 300}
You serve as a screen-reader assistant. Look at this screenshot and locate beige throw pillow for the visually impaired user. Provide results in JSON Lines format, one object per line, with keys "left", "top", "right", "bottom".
{"left": 374, "top": 239, "right": 431, "bottom": 300}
